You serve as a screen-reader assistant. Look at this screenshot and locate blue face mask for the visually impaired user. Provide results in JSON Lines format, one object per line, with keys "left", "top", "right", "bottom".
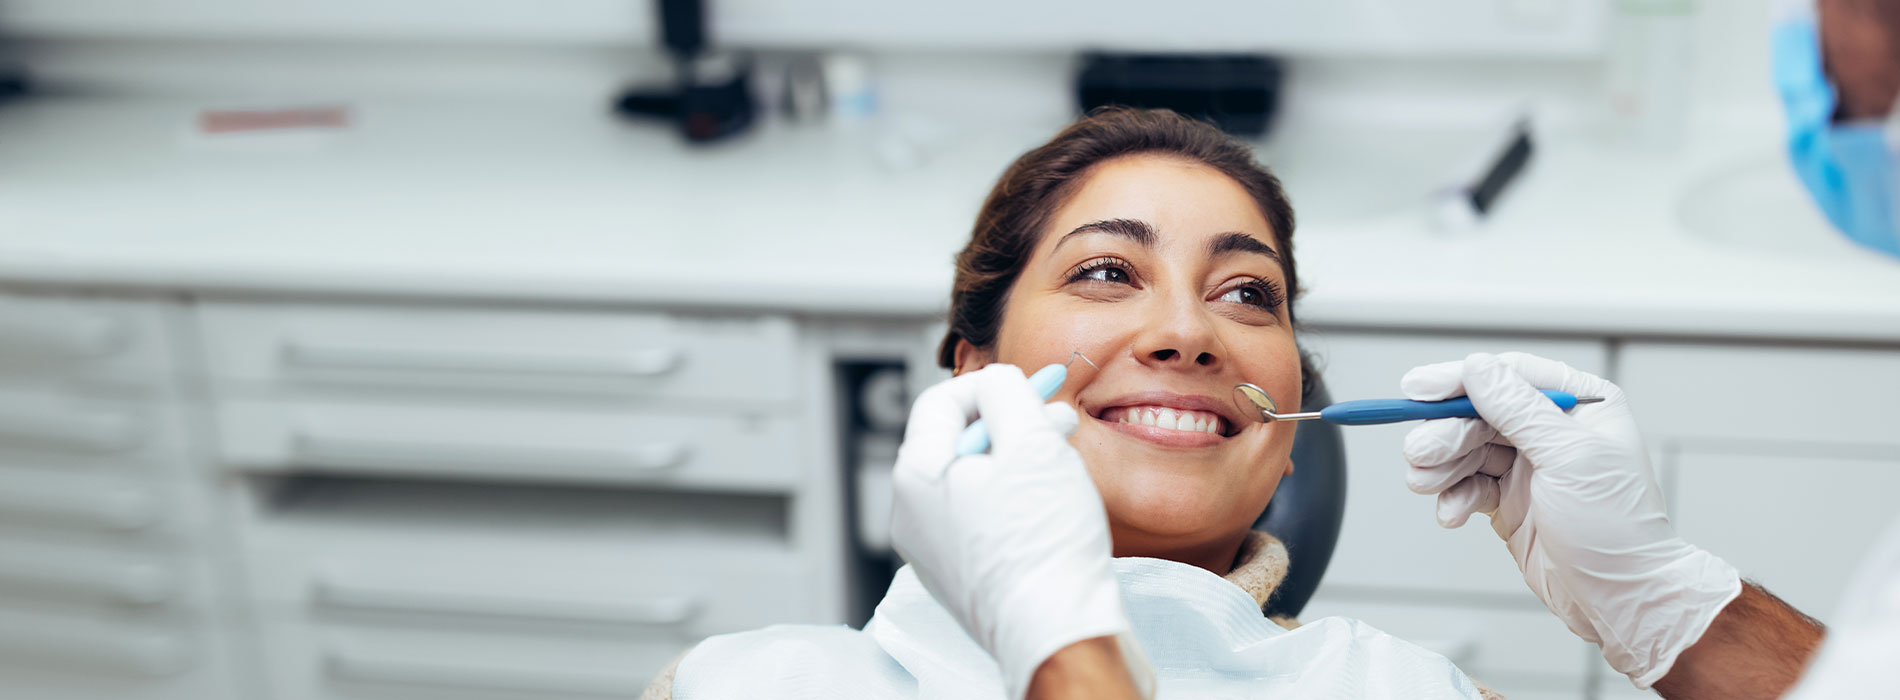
{"left": 1772, "top": 9, "right": 1900, "bottom": 259}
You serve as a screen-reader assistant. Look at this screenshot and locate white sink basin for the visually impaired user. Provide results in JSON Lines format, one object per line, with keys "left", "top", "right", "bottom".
{"left": 1676, "top": 148, "right": 1876, "bottom": 261}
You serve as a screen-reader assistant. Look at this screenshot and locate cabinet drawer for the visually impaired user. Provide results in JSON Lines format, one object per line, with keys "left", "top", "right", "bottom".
{"left": 254, "top": 539, "right": 811, "bottom": 639}
{"left": 1619, "top": 342, "right": 1900, "bottom": 446}
{"left": 1303, "top": 331, "right": 1609, "bottom": 597}
{"left": 0, "top": 390, "right": 157, "bottom": 457}
{"left": 245, "top": 536, "right": 810, "bottom": 700}
{"left": 217, "top": 398, "right": 802, "bottom": 492}
{"left": 1672, "top": 449, "right": 1900, "bottom": 622}
{"left": 197, "top": 302, "right": 798, "bottom": 403}
{"left": 0, "top": 470, "right": 169, "bottom": 535}
{"left": 0, "top": 606, "right": 195, "bottom": 678}
{"left": 0, "top": 294, "right": 173, "bottom": 388}
{"left": 0, "top": 563, "right": 240, "bottom": 699}
{"left": 0, "top": 538, "right": 184, "bottom": 607}
{"left": 1300, "top": 594, "right": 1592, "bottom": 694}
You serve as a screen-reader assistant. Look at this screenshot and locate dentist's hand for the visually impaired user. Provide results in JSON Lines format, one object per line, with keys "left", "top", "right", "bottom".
{"left": 890, "top": 365, "right": 1154, "bottom": 700}
{"left": 1400, "top": 353, "right": 1742, "bottom": 688}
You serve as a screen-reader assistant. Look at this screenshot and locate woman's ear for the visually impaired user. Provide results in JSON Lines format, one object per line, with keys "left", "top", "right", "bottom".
{"left": 952, "top": 339, "right": 992, "bottom": 376}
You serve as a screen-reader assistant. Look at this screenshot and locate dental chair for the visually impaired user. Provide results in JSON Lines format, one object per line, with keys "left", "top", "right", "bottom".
{"left": 1252, "top": 373, "right": 1347, "bottom": 619}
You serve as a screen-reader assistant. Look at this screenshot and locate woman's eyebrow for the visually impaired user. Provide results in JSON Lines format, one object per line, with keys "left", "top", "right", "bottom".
{"left": 1053, "top": 218, "right": 1157, "bottom": 252}
{"left": 1207, "top": 231, "right": 1284, "bottom": 269}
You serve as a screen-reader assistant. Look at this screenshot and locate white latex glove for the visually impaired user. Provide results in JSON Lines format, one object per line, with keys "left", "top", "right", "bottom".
{"left": 1400, "top": 352, "right": 1742, "bottom": 689}
{"left": 890, "top": 364, "right": 1155, "bottom": 700}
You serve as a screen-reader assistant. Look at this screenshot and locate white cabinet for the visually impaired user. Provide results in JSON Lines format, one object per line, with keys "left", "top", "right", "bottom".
{"left": 0, "top": 293, "right": 242, "bottom": 700}
{"left": 0, "top": 294, "right": 178, "bottom": 391}
{"left": 1621, "top": 342, "right": 1900, "bottom": 624}
{"left": 1617, "top": 342, "right": 1900, "bottom": 448}
{"left": 1672, "top": 451, "right": 1900, "bottom": 626}
{"left": 195, "top": 300, "right": 838, "bottom": 700}
{"left": 239, "top": 479, "right": 810, "bottom": 700}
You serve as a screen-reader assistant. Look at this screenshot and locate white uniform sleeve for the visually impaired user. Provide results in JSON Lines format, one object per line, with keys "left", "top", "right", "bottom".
{"left": 1778, "top": 516, "right": 1900, "bottom": 699}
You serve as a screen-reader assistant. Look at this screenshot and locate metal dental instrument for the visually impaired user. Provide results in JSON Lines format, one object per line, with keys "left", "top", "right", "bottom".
{"left": 955, "top": 352, "right": 1096, "bottom": 456}
{"left": 1231, "top": 382, "right": 1605, "bottom": 426}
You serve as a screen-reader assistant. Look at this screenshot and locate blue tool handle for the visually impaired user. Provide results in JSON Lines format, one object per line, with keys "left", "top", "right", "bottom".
{"left": 954, "top": 363, "right": 1068, "bottom": 456}
{"left": 1318, "top": 390, "right": 1580, "bottom": 426}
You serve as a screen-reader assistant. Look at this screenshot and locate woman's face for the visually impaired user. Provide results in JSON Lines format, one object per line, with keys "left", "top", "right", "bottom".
{"left": 958, "top": 154, "right": 1303, "bottom": 564}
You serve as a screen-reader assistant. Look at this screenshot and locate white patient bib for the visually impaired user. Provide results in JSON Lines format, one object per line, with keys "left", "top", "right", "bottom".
{"left": 675, "top": 557, "right": 1481, "bottom": 699}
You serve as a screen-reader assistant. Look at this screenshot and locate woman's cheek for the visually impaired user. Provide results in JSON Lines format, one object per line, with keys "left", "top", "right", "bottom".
{"left": 1246, "top": 339, "right": 1304, "bottom": 413}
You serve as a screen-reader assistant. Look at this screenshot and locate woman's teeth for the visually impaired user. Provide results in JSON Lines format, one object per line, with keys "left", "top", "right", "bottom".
{"left": 1108, "top": 406, "right": 1224, "bottom": 435}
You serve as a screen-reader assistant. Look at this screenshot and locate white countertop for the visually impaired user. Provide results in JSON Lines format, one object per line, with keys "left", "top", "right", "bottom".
{"left": 3, "top": 98, "right": 1898, "bottom": 342}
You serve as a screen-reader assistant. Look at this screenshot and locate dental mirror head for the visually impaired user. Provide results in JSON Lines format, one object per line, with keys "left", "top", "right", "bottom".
{"left": 1232, "top": 382, "right": 1322, "bottom": 423}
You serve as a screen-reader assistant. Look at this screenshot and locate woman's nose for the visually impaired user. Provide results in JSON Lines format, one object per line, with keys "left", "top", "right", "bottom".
{"left": 1134, "top": 293, "right": 1223, "bottom": 370}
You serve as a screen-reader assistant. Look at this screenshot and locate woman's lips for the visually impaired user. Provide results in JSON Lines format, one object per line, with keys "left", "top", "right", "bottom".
{"left": 1091, "top": 405, "right": 1230, "bottom": 448}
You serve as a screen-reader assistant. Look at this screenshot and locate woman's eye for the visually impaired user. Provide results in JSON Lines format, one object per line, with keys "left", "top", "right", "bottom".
{"left": 1069, "top": 259, "right": 1134, "bottom": 285}
{"left": 1218, "top": 279, "right": 1283, "bottom": 310}
{"left": 1219, "top": 286, "right": 1262, "bottom": 306}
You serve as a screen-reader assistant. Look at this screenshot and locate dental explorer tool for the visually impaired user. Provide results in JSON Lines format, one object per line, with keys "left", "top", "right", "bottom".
{"left": 1231, "top": 383, "right": 1604, "bottom": 426}
{"left": 955, "top": 352, "right": 1096, "bottom": 456}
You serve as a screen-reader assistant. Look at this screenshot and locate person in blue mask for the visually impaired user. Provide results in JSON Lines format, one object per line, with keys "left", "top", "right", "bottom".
{"left": 1776, "top": 0, "right": 1900, "bottom": 258}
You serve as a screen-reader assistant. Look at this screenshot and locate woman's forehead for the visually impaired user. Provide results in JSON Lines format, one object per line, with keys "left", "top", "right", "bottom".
{"left": 1045, "top": 155, "right": 1279, "bottom": 253}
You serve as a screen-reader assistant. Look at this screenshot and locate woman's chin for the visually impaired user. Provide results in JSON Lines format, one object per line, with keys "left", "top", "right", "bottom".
{"left": 1098, "top": 470, "right": 1275, "bottom": 542}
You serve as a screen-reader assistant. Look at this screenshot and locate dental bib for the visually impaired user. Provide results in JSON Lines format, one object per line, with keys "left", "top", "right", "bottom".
{"left": 674, "top": 557, "right": 1481, "bottom": 699}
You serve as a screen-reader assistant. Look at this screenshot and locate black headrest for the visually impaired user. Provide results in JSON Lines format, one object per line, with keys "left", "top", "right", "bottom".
{"left": 1252, "top": 375, "right": 1347, "bottom": 618}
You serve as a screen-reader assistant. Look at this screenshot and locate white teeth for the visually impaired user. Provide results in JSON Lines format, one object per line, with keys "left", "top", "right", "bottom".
{"left": 1111, "top": 406, "right": 1221, "bottom": 435}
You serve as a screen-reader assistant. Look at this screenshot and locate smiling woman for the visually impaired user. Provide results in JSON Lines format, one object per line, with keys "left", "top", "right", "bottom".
{"left": 942, "top": 107, "right": 1307, "bottom": 574}
{"left": 644, "top": 107, "right": 1501, "bottom": 700}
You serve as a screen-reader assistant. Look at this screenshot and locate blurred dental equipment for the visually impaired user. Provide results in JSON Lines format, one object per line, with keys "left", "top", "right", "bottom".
{"left": 612, "top": 0, "right": 756, "bottom": 143}
{"left": 1075, "top": 53, "right": 1285, "bottom": 137}
{"left": 1431, "top": 116, "right": 1535, "bottom": 231}
{"left": 953, "top": 352, "right": 1095, "bottom": 456}
{"left": 1231, "top": 382, "right": 1601, "bottom": 426}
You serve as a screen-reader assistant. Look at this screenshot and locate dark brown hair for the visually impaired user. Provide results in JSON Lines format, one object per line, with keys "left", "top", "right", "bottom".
{"left": 938, "top": 106, "right": 1304, "bottom": 387}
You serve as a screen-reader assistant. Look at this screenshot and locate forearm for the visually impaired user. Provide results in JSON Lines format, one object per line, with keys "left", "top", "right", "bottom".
{"left": 1026, "top": 636, "right": 1142, "bottom": 700}
{"left": 1652, "top": 582, "right": 1826, "bottom": 700}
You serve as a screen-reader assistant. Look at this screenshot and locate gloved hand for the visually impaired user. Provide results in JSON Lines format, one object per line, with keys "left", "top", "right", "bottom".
{"left": 1400, "top": 352, "right": 1743, "bottom": 688}
{"left": 890, "top": 364, "right": 1155, "bottom": 700}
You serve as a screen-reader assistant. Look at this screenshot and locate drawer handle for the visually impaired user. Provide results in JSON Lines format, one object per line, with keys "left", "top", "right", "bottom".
{"left": 0, "top": 486, "right": 159, "bottom": 531}
{"left": 0, "top": 314, "right": 133, "bottom": 360}
{"left": 313, "top": 577, "right": 701, "bottom": 626}
{"left": 291, "top": 435, "right": 692, "bottom": 480}
{"left": 281, "top": 341, "right": 683, "bottom": 378}
{"left": 0, "top": 404, "right": 142, "bottom": 453}
{"left": 325, "top": 647, "right": 645, "bottom": 696}
{"left": 0, "top": 555, "right": 175, "bottom": 605}
{"left": 0, "top": 624, "right": 188, "bottom": 677}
